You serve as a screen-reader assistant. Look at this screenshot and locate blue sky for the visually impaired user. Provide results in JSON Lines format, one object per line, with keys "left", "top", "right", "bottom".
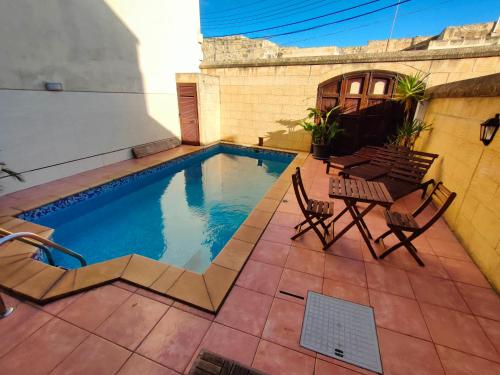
{"left": 200, "top": 0, "right": 499, "bottom": 47}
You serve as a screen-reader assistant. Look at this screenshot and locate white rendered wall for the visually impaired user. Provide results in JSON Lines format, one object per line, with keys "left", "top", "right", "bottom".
{"left": 0, "top": 0, "right": 202, "bottom": 194}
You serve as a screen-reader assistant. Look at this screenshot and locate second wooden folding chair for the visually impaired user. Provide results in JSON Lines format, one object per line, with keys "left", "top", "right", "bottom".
{"left": 375, "top": 182, "right": 456, "bottom": 266}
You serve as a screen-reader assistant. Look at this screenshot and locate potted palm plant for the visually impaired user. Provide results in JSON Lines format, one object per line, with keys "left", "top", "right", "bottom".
{"left": 299, "top": 106, "right": 343, "bottom": 160}
{"left": 393, "top": 72, "right": 427, "bottom": 122}
{"left": 391, "top": 73, "right": 431, "bottom": 149}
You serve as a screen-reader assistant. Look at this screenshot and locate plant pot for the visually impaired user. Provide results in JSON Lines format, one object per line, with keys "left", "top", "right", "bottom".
{"left": 312, "top": 143, "right": 330, "bottom": 160}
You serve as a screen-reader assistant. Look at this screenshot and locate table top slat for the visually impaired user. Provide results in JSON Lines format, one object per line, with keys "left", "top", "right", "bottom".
{"left": 329, "top": 177, "right": 393, "bottom": 206}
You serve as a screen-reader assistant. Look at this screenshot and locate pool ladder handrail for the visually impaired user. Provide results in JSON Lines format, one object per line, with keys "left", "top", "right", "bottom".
{"left": 0, "top": 229, "right": 87, "bottom": 267}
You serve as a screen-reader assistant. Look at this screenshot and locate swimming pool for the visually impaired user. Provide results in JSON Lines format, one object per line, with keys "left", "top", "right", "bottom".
{"left": 20, "top": 144, "right": 293, "bottom": 272}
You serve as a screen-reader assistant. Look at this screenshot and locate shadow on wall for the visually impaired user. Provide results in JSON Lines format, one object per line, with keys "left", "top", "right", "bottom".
{"left": 262, "top": 119, "right": 310, "bottom": 151}
{"left": 0, "top": 0, "right": 179, "bottom": 194}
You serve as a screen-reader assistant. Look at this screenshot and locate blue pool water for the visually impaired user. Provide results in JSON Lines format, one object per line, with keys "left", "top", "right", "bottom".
{"left": 22, "top": 145, "right": 293, "bottom": 272}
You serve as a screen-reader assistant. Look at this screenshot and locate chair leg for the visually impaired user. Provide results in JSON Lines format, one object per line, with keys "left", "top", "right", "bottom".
{"left": 420, "top": 179, "right": 435, "bottom": 199}
{"left": 374, "top": 229, "right": 393, "bottom": 243}
{"left": 291, "top": 214, "right": 331, "bottom": 249}
{"left": 326, "top": 162, "right": 331, "bottom": 174}
{"left": 291, "top": 216, "right": 328, "bottom": 239}
{"left": 380, "top": 230, "right": 425, "bottom": 266}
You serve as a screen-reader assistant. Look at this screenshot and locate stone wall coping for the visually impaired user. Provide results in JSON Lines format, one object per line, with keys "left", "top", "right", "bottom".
{"left": 426, "top": 73, "right": 500, "bottom": 98}
{"left": 200, "top": 45, "right": 500, "bottom": 69}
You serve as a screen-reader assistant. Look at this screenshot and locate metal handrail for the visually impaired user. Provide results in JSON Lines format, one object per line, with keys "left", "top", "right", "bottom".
{"left": 0, "top": 230, "right": 87, "bottom": 267}
{"left": 0, "top": 228, "right": 55, "bottom": 266}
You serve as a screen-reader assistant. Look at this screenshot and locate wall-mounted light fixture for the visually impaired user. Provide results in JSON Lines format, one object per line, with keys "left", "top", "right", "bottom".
{"left": 480, "top": 114, "right": 500, "bottom": 146}
{"left": 44, "top": 82, "right": 63, "bottom": 92}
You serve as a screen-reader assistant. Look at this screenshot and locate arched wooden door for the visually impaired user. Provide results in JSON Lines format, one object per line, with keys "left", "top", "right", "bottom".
{"left": 317, "top": 71, "right": 404, "bottom": 155}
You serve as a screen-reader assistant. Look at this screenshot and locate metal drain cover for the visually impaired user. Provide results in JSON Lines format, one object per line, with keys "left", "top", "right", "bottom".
{"left": 300, "top": 292, "right": 383, "bottom": 374}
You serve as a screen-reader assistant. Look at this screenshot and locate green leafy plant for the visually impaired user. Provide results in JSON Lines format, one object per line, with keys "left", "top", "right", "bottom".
{"left": 390, "top": 119, "right": 432, "bottom": 149}
{"left": 393, "top": 72, "right": 428, "bottom": 122}
{"left": 390, "top": 72, "right": 431, "bottom": 149}
{"left": 299, "top": 106, "right": 343, "bottom": 145}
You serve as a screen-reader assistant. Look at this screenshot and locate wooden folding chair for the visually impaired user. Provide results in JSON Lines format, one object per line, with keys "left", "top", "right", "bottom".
{"left": 374, "top": 182, "right": 456, "bottom": 266}
{"left": 291, "top": 167, "right": 334, "bottom": 249}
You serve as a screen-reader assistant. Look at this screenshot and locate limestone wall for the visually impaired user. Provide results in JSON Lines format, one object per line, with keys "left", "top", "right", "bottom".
{"left": 416, "top": 95, "right": 500, "bottom": 290}
{"left": 202, "top": 54, "right": 500, "bottom": 151}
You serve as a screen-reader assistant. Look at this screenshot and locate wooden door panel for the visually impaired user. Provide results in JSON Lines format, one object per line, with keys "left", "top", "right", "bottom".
{"left": 177, "top": 83, "right": 200, "bottom": 145}
{"left": 317, "top": 71, "right": 403, "bottom": 155}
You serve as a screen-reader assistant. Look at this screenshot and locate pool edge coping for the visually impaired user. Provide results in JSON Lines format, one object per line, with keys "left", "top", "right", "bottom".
{"left": 0, "top": 143, "right": 308, "bottom": 314}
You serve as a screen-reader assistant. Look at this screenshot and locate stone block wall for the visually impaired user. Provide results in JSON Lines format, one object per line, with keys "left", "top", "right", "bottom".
{"left": 202, "top": 55, "right": 500, "bottom": 151}
{"left": 417, "top": 94, "right": 500, "bottom": 290}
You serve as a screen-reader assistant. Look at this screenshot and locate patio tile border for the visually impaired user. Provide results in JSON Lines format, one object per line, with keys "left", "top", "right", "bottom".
{"left": 0, "top": 142, "right": 308, "bottom": 313}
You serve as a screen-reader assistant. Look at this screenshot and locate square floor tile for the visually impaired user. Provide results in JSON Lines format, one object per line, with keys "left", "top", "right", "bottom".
{"left": 40, "top": 293, "right": 83, "bottom": 315}
{"left": 456, "top": 282, "right": 500, "bottom": 321}
{"left": 251, "top": 240, "right": 290, "bottom": 267}
{"left": 189, "top": 322, "right": 259, "bottom": 370}
{"left": 285, "top": 246, "right": 325, "bottom": 277}
{"left": 95, "top": 293, "right": 168, "bottom": 350}
{"left": 261, "top": 224, "right": 295, "bottom": 245}
{"left": 365, "top": 263, "right": 414, "bottom": 299}
{"left": 58, "top": 285, "right": 131, "bottom": 331}
{"left": 51, "top": 334, "right": 131, "bottom": 375}
{"left": 326, "top": 237, "right": 364, "bottom": 261}
{"left": 427, "top": 237, "right": 471, "bottom": 262}
{"left": 369, "top": 289, "right": 431, "bottom": 340}
{"left": 377, "top": 328, "right": 444, "bottom": 375}
{"left": 420, "top": 303, "right": 499, "bottom": 361}
{"left": 262, "top": 298, "right": 313, "bottom": 355}
{"left": 436, "top": 345, "right": 500, "bottom": 375}
{"left": 0, "top": 318, "right": 89, "bottom": 375}
{"left": 171, "top": 301, "right": 215, "bottom": 321}
{"left": 477, "top": 317, "right": 500, "bottom": 355}
{"left": 118, "top": 354, "right": 178, "bottom": 375}
{"left": 236, "top": 259, "right": 283, "bottom": 296}
{"left": 324, "top": 255, "right": 367, "bottom": 288}
{"left": 408, "top": 273, "right": 469, "bottom": 313}
{"left": 291, "top": 229, "right": 326, "bottom": 252}
{"left": 252, "top": 340, "right": 315, "bottom": 375}
{"left": 0, "top": 303, "right": 52, "bottom": 357}
{"left": 269, "top": 212, "right": 302, "bottom": 227}
{"left": 440, "top": 257, "right": 490, "bottom": 288}
{"left": 276, "top": 268, "right": 323, "bottom": 304}
{"left": 215, "top": 286, "right": 273, "bottom": 336}
{"left": 315, "top": 359, "right": 367, "bottom": 375}
{"left": 135, "top": 288, "right": 174, "bottom": 305}
{"left": 322, "top": 278, "right": 369, "bottom": 306}
{"left": 137, "top": 307, "right": 211, "bottom": 373}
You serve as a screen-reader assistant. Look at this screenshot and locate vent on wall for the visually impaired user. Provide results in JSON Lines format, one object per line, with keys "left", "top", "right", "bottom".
{"left": 44, "top": 82, "right": 63, "bottom": 92}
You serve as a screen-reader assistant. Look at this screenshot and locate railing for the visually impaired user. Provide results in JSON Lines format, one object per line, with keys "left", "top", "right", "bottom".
{"left": 0, "top": 229, "right": 87, "bottom": 267}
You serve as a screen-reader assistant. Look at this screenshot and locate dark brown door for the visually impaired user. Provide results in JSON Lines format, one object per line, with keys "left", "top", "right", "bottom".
{"left": 177, "top": 83, "right": 200, "bottom": 145}
{"left": 317, "top": 71, "right": 404, "bottom": 155}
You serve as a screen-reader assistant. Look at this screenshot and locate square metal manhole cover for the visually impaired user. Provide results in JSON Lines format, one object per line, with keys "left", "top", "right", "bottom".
{"left": 300, "top": 291, "right": 383, "bottom": 374}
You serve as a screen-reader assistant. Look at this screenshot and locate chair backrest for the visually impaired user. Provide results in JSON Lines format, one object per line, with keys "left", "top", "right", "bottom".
{"left": 386, "top": 150, "right": 439, "bottom": 184}
{"left": 412, "top": 182, "right": 456, "bottom": 232}
{"left": 291, "top": 167, "right": 309, "bottom": 214}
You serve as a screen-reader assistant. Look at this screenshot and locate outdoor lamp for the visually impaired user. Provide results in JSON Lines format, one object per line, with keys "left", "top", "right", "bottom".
{"left": 480, "top": 114, "right": 500, "bottom": 146}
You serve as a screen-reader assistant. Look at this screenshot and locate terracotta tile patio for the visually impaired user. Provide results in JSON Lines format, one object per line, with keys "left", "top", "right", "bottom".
{"left": 1, "top": 155, "right": 500, "bottom": 375}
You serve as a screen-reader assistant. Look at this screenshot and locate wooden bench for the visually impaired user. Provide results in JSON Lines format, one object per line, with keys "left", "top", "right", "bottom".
{"left": 132, "top": 137, "right": 181, "bottom": 158}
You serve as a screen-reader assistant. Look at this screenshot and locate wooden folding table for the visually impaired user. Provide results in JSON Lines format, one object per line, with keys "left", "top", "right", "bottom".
{"left": 327, "top": 177, "right": 394, "bottom": 259}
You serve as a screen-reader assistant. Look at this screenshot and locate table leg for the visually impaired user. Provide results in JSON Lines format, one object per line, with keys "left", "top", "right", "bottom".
{"left": 324, "top": 200, "right": 378, "bottom": 257}
{"left": 346, "top": 203, "right": 378, "bottom": 260}
{"left": 352, "top": 204, "right": 373, "bottom": 239}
